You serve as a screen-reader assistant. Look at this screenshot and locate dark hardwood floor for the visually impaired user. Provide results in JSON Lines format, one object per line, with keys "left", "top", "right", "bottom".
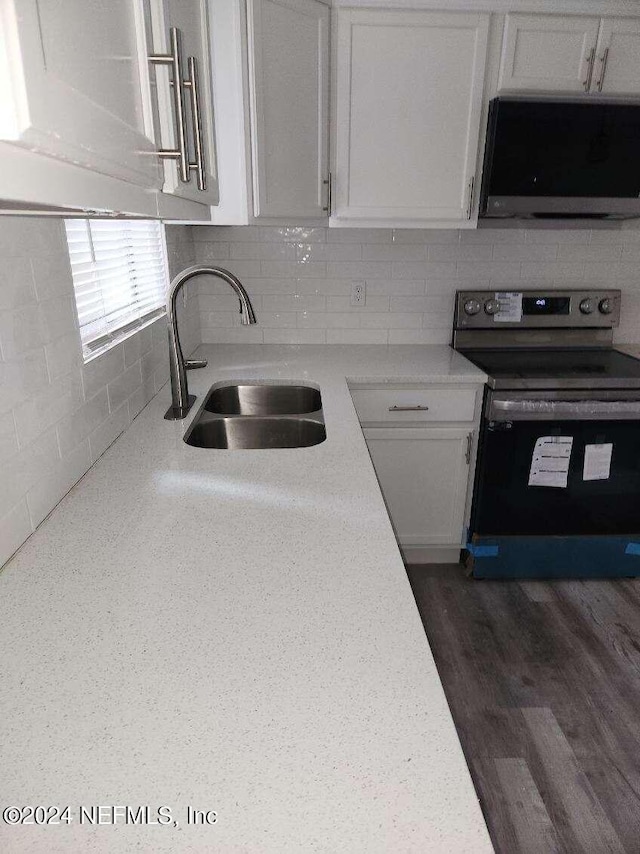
{"left": 406, "top": 564, "right": 640, "bottom": 854}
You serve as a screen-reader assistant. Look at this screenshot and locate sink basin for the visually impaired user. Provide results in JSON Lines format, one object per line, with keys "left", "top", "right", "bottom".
{"left": 185, "top": 416, "right": 326, "bottom": 449}
{"left": 204, "top": 383, "right": 321, "bottom": 416}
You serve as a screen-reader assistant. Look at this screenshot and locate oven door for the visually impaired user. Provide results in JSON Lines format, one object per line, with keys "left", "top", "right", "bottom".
{"left": 471, "top": 390, "right": 640, "bottom": 537}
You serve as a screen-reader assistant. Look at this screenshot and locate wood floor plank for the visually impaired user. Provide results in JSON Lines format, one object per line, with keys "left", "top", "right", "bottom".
{"left": 406, "top": 564, "right": 640, "bottom": 854}
{"left": 521, "top": 707, "right": 626, "bottom": 854}
{"left": 493, "top": 757, "right": 562, "bottom": 854}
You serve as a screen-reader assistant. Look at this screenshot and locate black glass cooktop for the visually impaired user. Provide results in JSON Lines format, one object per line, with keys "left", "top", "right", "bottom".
{"left": 460, "top": 348, "right": 640, "bottom": 390}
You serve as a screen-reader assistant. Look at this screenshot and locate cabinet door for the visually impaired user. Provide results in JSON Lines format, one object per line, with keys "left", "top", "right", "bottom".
{"left": 499, "top": 13, "right": 601, "bottom": 93}
{"left": 364, "top": 427, "right": 472, "bottom": 547}
{"left": 247, "top": 0, "right": 329, "bottom": 219}
{"left": 334, "top": 10, "right": 489, "bottom": 223}
{"left": 593, "top": 18, "right": 640, "bottom": 95}
{"left": 0, "top": 0, "right": 162, "bottom": 189}
{"left": 147, "top": 0, "right": 220, "bottom": 206}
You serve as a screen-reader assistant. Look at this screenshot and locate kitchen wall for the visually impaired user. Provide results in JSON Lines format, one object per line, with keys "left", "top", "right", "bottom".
{"left": 191, "top": 225, "right": 640, "bottom": 344}
{"left": 0, "top": 218, "right": 196, "bottom": 569}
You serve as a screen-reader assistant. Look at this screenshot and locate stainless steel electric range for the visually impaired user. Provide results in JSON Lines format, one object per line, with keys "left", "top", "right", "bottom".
{"left": 453, "top": 289, "right": 640, "bottom": 579}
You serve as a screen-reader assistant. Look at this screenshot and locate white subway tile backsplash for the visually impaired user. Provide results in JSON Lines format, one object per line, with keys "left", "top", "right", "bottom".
{"left": 186, "top": 224, "right": 640, "bottom": 351}
{"left": 0, "top": 219, "right": 196, "bottom": 570}
{"left": 327, "top": 329, "right": 387, "bottom": 345}
{"left": 263, "top": 260, "right": 326, "bottom": 278}
{"left": 328, "top": 228, "right": 392, "bottom": 244}
{"left": 492, "top": 244, "right": 558, "bottom": 262}
{"left": 297, "top": 311, "right": 360, "bottom": 329}
{"left": 429, "top": 244, "right": 493, "bottom": 262}
{"left": 519, "top": 261, "right": 585, "bottom": 281}
{"left": 558, "top": 244, "right": 623, "bottom": 262}
{"left": 263, "top": 294, "right": 326, "bottom": 312}
{"left": 263, "top": 328, "right": 326, "bottom": 344}
{"left": 326, "top": 295, "right": 390, "bottom": 313}
{"left": 260, "top": 226, "right": 327, "bottom": 243}
{"left": 107, "top": 362, "right": 143, "bottom": 413}
{"left": 27, "top": 440, "right": 91, "bottom": 529}
{"left": 363, "top": 244, "right": 426, "bottom": 261}
{"left": 88, "top": 401, "right": 129, "bottom": 464}
{"left": 201, "top": 327, "right": 265, "bottom": 344}
{"left": 0, "top": 304, "right": 43, "bottom": 358}
{"left": 82, "top": 345, "right": 125, "bottom": 400}
{"left": 255, "top": 311, "right": 297, "bottom": 328}
{"left": 230, "top": 242, "right": 296, "bottom": 260}
{"left": 0, "top": 258, "right": 37, "bottom": 309}
{"left": 0, "top": 500, "right": 32, "bottom": 570}
{"left": 360, "top": 312, "right": 422, "bottom": 329}
{"left": 388, "top": 328, "right": 450, "bottom": 344}
{"left": 45, "top": 330, "right": 83, "bottom": 380}
{"left": 12, "top": 371, "right": 84, "bottom": 449}
{"left": 57, "top": 388, "right": 110, "bottom": 457}
{"left": 0, "top": 348, "right": 50, "bottom": 414}
{"left": 123, "top": 325, "right": 153, "bottom": 368}
{"left": 298, "top": 243, "right": 362, "bottom": 262}
{"left": 525, "top": 228, "right": 589, "bottom": 244}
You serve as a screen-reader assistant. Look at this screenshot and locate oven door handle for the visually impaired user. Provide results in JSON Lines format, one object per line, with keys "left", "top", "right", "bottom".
{"left": 489, "top": 398, "right": 640, "bottom": 421}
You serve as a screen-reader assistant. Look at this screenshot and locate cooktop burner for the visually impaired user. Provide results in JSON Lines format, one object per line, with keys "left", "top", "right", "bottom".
{"left": 460, "top": 348, "right": 640, "bottom": 390}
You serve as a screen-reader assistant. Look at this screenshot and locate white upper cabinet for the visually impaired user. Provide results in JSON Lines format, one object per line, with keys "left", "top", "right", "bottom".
{"left": 499, "top": 13, "right": 640, "bottom": 96}
{"left": 499, "top": 14, "right": 601, "bottom": 93}
{"left": 0, "top": 0, "right": 162, "bottom": 190}
{"left": 146, "top": 0, "right": 220, "bottom": 210}
{"left": 333, "top": 10, "right": 489, "bottom": 226}
{"left": 247, "top": 0, "right": 329, "bottom": 219}
{"left": 595, "top": 18, "right": 640, "bottom": 95}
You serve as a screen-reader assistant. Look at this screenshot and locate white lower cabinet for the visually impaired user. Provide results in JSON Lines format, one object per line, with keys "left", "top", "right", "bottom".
{"left": 364, "top": 427, "right": 472, "bottom": 552}
{"left": 352, "top": 384, "right": 482, "bottom": 563}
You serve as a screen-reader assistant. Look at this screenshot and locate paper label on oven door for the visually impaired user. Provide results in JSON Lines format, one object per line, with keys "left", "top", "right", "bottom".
{"left": 528, "top": 436, "right": 573, "bottom": 488}
{"left": 494, "top": 291, "right": 523, "bottom": 323}
{"left": 583, "top": 443, "right": 613, "bottom": 481}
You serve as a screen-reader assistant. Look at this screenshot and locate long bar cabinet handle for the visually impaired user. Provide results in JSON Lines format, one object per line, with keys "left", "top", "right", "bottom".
{"left": 596, "top": 47, "right": 610, "bottom": 93}
{"left": 583, "top": 48, "right": 596, "bottom": 91}
{"left": 388, "top": 405, "right": 430, "bottom": 412}
{"left": 185, "top": 56, "right": 207, "bottom": 191}
{"left": 149, "top": 27, "right": 190, "bottom": 184}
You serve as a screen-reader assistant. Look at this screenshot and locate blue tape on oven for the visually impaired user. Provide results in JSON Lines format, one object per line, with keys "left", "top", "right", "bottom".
{"left": 624, "top": 543, "right": 640, "bottom": 556}
{"left": 466, "top": 543, "right": 499, "bottom": 557}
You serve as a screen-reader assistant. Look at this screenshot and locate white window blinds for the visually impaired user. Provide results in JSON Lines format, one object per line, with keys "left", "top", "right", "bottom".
{"left": 65, "top": 219, "right": 168, "bottom": 358}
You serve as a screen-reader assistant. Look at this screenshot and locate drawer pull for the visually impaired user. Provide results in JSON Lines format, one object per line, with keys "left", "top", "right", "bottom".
{"left": 388, "top": 404, "right": 429, "bottom": 412}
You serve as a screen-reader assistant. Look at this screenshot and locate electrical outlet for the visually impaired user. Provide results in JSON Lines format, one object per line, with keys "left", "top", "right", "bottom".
{"left": 351, "top": 280, "right": 366, "bottom": 307}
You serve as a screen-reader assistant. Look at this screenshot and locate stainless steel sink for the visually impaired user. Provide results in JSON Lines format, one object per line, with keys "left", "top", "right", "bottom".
{"left": 204, "top": 383, "right": 321, "bottom": 415}
{"left": 184, "top": 382, "right": 325, "bottom": 449}
{"left": 185, "top": 416, "right": 326, "bottom": 449}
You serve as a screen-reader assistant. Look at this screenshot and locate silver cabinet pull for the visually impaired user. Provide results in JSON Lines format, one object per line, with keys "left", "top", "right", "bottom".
{"left": 596, "top": 47, "right": 610, "bottom": 92}
{"left": 149, "top": 27, "right": 190, "bottom": 184}
{"left": 466, "top": 176, "right": 475, "bottom": 220}
{"left": 322, "top": 172, "right": 332, "bottom": 213}
{"left": 388, "top": 405, "right": 429, "bottom": 412}
{"left": 184, "top": 56, "right": 207, "bottom": 192}
{"left": 465, "top": 431, "right": 473, "bottom": 465}
{"left": 583, "top": 48, "right": 596, "bottom": 91}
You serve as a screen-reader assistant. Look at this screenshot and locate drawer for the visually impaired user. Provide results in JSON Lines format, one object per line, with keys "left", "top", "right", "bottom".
{"left": 350, "top": 387, "right": 477, "bottom": 424}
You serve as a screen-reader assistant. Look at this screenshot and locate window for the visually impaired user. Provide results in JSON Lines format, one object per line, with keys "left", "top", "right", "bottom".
{"left": 65, "top": 219, "right": 168, "bottom": 360}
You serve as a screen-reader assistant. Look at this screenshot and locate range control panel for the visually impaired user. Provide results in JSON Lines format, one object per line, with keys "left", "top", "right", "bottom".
{"left": 454, "top": 289, "right": 621, "bottom": 330}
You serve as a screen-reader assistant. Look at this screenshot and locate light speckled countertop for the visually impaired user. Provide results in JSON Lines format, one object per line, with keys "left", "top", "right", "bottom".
{"left": 0, "top": 345, "right": 491, "bottom": 853}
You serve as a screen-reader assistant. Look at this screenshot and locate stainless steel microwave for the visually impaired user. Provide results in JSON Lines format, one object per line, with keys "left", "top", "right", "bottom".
{"left": 479, "top": 98, "right": 640, "bottom": 221}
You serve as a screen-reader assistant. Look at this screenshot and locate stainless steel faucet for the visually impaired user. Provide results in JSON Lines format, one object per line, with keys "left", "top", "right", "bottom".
{"left": 164, "top": 265, "right": 257, "bottom": 420}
